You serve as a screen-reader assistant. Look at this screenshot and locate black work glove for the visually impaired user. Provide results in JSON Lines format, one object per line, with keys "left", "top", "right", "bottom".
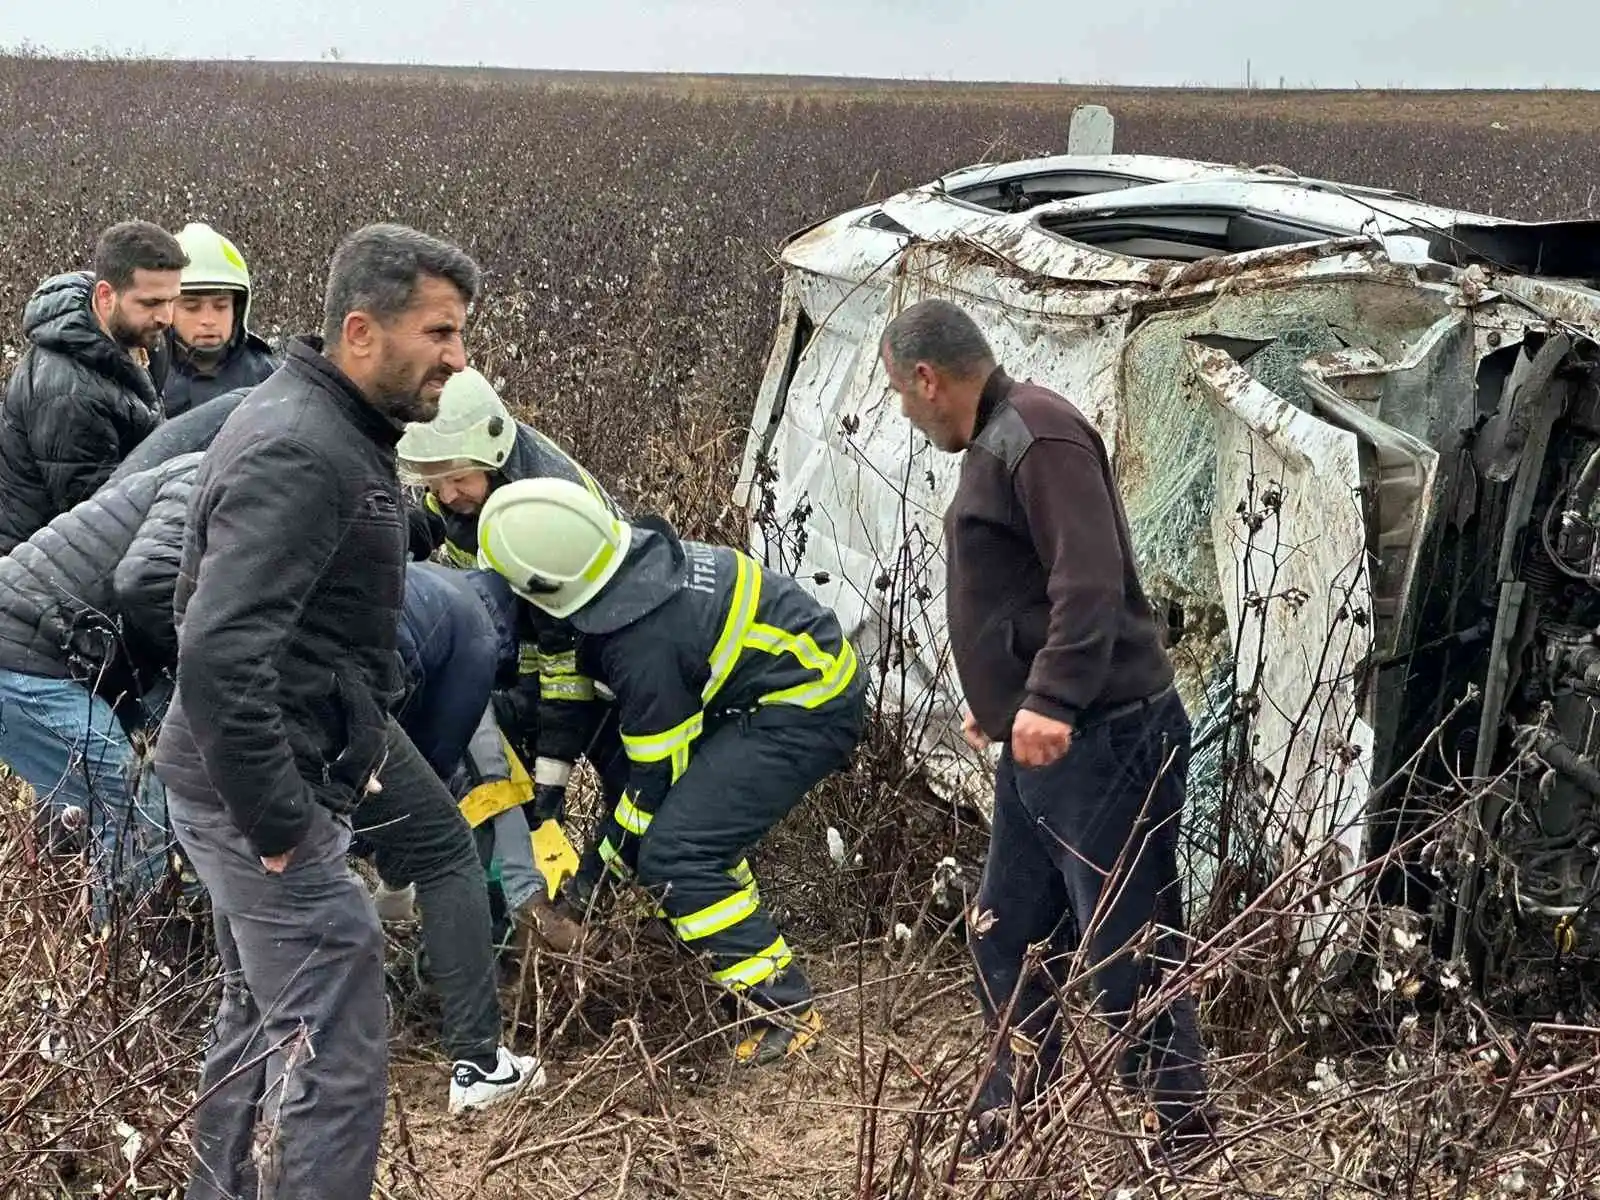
{"left": 531, "top": 783, "right": 568, "bottom": 825}
{"left": 491, "top": 688, "right": 539, "bottom": 761}
{"left": 405, "top": 503, "right": 446, "bottom": 562}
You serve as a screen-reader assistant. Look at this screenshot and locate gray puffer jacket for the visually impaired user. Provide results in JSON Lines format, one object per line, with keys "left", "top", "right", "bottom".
{"left": 0, "top": 453, "right": 199, "bottom": 723}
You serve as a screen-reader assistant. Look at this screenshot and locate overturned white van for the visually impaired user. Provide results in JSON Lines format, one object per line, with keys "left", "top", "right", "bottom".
{"left": 735, "top": 128, "right": 1600, "bottom": 969}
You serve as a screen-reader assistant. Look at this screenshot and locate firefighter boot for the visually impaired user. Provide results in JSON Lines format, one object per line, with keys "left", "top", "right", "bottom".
{"left": 734, "top": 1005, "right": 824, "bottom": 1067}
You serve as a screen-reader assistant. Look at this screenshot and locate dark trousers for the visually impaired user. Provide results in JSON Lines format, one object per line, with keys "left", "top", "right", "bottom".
{"left": 970, "top": 690, "right": 1208, "bottom": 1130}
{"left": 168, "top": 796, "right": 387, "bottom": 1200}
{"left": 355, "top": 720, "right": 502, "bottom": 1065}
{"left": 581, "top": 696, "right": 864, "bottom": 1012}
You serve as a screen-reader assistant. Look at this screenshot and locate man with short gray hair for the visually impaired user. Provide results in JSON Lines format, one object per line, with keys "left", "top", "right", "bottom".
{"left": 881, "top": 297, "right": 1215, "bottom": 1171}
{"left": 155, "top": 223, "right": 537, "bottom": 1200}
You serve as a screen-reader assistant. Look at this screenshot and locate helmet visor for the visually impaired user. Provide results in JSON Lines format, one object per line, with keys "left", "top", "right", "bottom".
{"left": 398, "top": 456, "right": 490, "bottom": 487}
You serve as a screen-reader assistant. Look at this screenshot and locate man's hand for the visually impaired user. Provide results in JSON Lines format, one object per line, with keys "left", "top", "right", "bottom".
{"left": 260, "top": 849, "right": 295, "bottom": 874}
{"left": 1011, "top": 709, "right": 1073, "bottom": 768}
{"left": 962, "top": 708, "right": 991, "bottom": 753}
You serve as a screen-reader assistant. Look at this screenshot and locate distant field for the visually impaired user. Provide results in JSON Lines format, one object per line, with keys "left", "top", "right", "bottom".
{"left": 2, "top": 57, "right": 1596, "bottom": 524}
{"left": 226, "top": 59, "right": 1600, "bottom": 130}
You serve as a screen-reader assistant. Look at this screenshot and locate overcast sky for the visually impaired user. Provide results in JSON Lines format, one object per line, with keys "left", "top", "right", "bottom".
{"left": 2, "top": 0, "right": 1588, "bottom": 89}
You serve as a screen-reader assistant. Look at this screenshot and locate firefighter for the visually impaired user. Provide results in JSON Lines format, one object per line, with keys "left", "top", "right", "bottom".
{"left": 397, "top": 368, "right": 619, "bottom": 939}
{"left": 162, "top": 223, "right": 278, "bottom": 417}
{"left": 476, "top": 477, "right": 867, "bottom": 1065}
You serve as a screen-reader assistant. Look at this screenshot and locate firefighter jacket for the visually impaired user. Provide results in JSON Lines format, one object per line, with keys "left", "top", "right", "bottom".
{"left": 566, "top": 517, "right": 861, "bottom": 862}
{"left": 418, "top": 419, "right": 619, "bottom": 782}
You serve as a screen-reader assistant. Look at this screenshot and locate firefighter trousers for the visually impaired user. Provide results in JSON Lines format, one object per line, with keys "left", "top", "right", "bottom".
{"left": 581, "top": 696, "right": 863, "bottom": 1013}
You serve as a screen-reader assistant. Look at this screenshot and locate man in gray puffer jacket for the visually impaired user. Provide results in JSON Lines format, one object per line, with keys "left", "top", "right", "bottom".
{"left": 0, "top": 453, "right": 200, "bottom": 927}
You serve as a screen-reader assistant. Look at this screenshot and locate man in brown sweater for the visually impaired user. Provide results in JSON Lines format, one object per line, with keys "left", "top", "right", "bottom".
{"left": 880, "top": 298, "right": 1214, "bottom": 1169}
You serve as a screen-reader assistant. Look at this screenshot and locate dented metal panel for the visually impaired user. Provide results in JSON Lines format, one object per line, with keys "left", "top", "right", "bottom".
{"left": 1189, "top": 339, "right": 1375, "bottom": 952}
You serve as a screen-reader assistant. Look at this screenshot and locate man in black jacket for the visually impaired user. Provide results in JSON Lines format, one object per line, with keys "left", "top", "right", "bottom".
{"left": 881, "top": 299, "right": 1214, "bottom": 1171}
{"left": 0, "top": 453, "right": 199, "bottom": 928}
{"left": 0, "top": 220, "right": 187, "bottom": 552}
{"left": 31, "top": 443, "right": 535, "bottom": 1093}
{"left": 162, "top": 222, "right": 279, "bottom": 417}
{"left": 154, "top": 223, "right": 536, "bottom": 1200}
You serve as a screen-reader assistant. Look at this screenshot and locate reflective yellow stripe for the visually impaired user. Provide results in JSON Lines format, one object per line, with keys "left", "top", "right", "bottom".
{"left": 440, "top": 538, "right": 476, "bottom": 568}
{"left": 759, "top": 639, "right": 859, "bottom": 710}
{"left": 538, "top": 649, "right": 579, "bottom": 673}
{"left": 744, "top": 623, "right": 828, "bottom": 668}
{"left": 742, "top": 616, "right": 860, "bottom": 711}
{"left": 622, "top": 713, "right": 704, "bottom": 766}
{"left": 615, "top": 792, "right": 653, "bottom": 835}
{"left": 704, "top": 553, "right": 760, "bottom": 705}
{"left": 712, "top": 936, "right": 792, "bottom": 991}
{"left": 541, "top": 677, "right": 595, "bottom": 701}
{"left": 671, "top": 884, "right": 760, "bottom": 942}
{"left": 728, "top": 859, "right": 760, "bottom": 903}
{"left": 537, "top": 648, "right": 597, "bottom": 701}
{"left": 598, "top": 836, "right": 631, "bottom": 879}
{"left": 518, "top": 644, "right": 541, "bottom": 676}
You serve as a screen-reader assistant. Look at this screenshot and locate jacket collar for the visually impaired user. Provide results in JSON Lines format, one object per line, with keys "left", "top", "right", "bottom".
{"left": 284, "top": 336, "right": 404, "bottom": 448}
{"left": 969, "top": 365, "right": 1013, "bottom": 445}
{"left": 24, "top": 272, "right": 161, "bottom": 407}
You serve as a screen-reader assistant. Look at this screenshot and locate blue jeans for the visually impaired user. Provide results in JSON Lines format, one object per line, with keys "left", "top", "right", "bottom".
{"left": 0, "top": 668, "right": 171, "bottom": 925}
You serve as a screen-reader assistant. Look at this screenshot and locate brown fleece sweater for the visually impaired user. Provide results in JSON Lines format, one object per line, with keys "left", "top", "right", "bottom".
{"left": 944, "top": 367, "right": 1173, "bottom": 740}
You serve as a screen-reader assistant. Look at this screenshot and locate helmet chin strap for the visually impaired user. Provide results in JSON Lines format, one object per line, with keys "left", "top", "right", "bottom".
{"left": 173, "top": 333, "right": 229, "bottom": 371}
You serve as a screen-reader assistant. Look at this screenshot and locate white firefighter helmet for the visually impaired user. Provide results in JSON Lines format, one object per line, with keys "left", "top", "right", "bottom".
{"left": 175, "top": 222, "right": 252, "bottom": 328}
{"left": 476, "top": 477, "right": 632, "bottom": 619}
{"left": 397, "top": 367, "right": 517, "bottom": 484}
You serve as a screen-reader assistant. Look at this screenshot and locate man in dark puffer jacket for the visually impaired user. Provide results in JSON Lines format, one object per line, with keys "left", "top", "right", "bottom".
{"left": 0, "top": 453, "right": 200, "bottom": 928}
{"left": 0, "top": 221, "right": 187, "bottom": 553}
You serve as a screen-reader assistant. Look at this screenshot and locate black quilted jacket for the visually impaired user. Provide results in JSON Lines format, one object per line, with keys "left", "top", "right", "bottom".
{"left": 0, "top": 272, "right": 168, "bottom": 553}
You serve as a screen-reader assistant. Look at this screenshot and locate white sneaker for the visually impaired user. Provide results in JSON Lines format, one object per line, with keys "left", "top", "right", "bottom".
{"left": 448, "top": 1045, "right": 546, "bottom": 1114}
